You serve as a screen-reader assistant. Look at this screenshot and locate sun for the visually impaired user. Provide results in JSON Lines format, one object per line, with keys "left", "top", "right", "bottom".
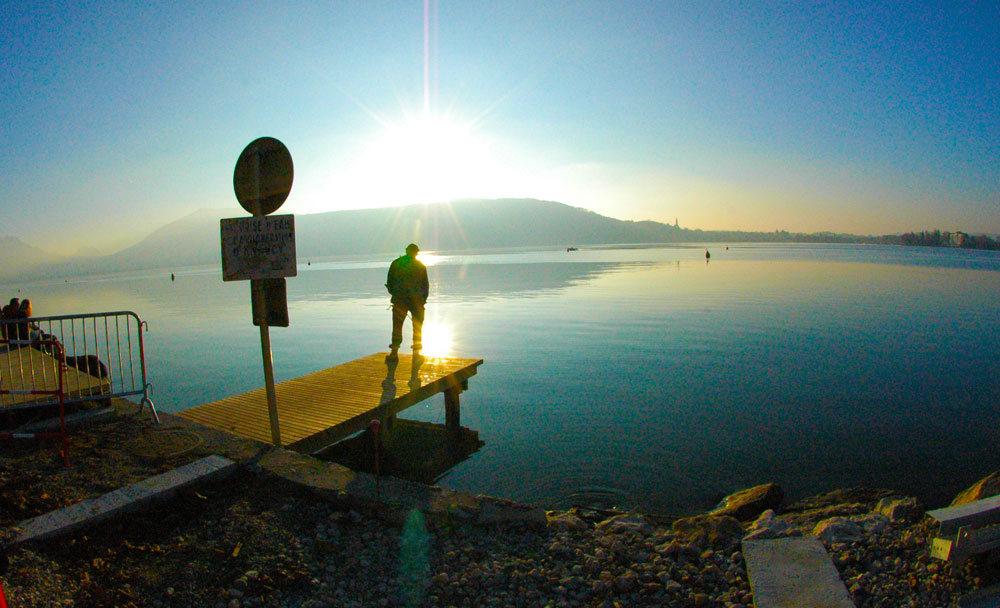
{"left": 324, "top": 116, "right": 522, "bottom": 209}
{"left": 290, "top": 2, "right": 578, "bottom": 217}
{"left": 367, "top": 117, "right": 498, "bottom": 203}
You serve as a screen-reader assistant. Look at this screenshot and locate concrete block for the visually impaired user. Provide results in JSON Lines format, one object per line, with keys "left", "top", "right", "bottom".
{"left": 129, "top": 455, "right": 236, "bottom": 497}
{"left": 744, "top": 536, "right": 855, "bottom": 608}
{"left": 15, "top": 510, "right": 75, "bottom": 543}
{"left": 14, "top": 455, "right": 236, "bottom": 545}
{"left": 89, "top": 489, "right": 133, "bottom": 515}
{"left": 118, "top": 481, "right": 158, "bottom": 502}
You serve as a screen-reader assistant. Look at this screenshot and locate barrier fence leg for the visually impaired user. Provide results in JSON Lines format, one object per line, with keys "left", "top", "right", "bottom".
{"left": 1, "top": 543, "right": 9, "bottom": 608}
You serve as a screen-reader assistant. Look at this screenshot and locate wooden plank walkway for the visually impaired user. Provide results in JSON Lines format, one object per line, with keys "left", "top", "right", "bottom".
{"left": 177, "top": 353, "right": 483, "bottom": 453}
{"left": 1, "top": 346, "right": 109, "bottom": 409}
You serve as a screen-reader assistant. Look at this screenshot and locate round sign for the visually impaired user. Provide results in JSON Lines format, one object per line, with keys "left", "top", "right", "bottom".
{"left": 233, "top": 137, "right": 294, "bottom": 216}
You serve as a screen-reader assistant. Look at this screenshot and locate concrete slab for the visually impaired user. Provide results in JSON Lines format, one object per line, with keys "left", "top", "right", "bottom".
{"left": 14, "top": 455, "right": 236, "bottom": 544}
{"left": 96, "top": 489, "right": 135, "bottom": 512}
{"left": 929, "top": 494, "right": 1000, "bottom": 535}
{"left": 118, "top": 481, "right": 159, "bottom": 502}
{"left": 15, "top": 510, "right": 75, "bottom": 541}
{"left": 744, "top": 536, "right": 855, "bottom": 608}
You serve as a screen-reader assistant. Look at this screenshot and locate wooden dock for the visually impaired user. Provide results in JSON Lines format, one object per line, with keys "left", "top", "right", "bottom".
{"left": 1, "top": 346, "right": 109, "bottom": 409}
{"left": 177, "top": 353, "right": 483, "bottom": 453}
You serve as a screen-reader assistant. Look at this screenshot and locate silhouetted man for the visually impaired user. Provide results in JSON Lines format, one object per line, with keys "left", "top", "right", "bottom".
{"left": 385, "top": 243, "right": 428, "bottom": 361}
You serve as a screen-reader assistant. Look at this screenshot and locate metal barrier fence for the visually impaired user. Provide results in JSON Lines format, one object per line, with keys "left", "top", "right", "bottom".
{"left": 0, "top": 311, "right": 158, "bottom": 423}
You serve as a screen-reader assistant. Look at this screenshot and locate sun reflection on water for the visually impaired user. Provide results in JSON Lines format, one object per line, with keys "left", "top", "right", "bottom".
{"left": 418, "top": 319, "right": 453, "bottom": 357}
{"left": 415, "top": 252, "right": 444, "bottom": 266}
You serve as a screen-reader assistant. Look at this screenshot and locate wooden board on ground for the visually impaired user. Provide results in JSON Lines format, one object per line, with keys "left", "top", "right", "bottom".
{"left": 0, "top": 347, "right": 110, "bottom": 409}
{"left": 177, "top": 353, "right": 483, "bottom": 453}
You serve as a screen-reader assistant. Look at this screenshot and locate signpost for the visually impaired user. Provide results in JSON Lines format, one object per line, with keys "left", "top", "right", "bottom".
{"left": 223, "top": 136, "right": 296, "bottom": 446}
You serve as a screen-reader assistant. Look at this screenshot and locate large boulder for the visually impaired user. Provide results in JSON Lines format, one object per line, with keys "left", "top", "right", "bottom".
{"left": 671, "top": 514, "right": 744, "bottom": 549}
{"left": 711, "top": 483, "right": 784, "bottom": 522}
{"left": 743, "top": 509, "right": 800, "bottom": 541}
{"left": 875, "top": 497, "right": 924, "bottom": 523}
{"left": 595, "top": 513, "right": 655, "bottom": 536}
{"left": 951, "top": 472, "right": 1000, "bottom": 507}
{"left": 812, "top": 517, "right": 863, "bottom": 544}
{"left": 547, "top": 511, "right": 588, "bottom": 531}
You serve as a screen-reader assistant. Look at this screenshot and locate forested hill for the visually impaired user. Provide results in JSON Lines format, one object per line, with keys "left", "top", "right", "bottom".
{"left": 102, "top": 197, "right": 879, "bottom": 266}
{"left": 0, "top": 198, "right": 976, "bottom": 281}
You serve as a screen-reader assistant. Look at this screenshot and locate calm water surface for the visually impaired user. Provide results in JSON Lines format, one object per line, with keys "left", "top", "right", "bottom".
{"left": 14, "top": 243, "right": 1000, "bottom": 514}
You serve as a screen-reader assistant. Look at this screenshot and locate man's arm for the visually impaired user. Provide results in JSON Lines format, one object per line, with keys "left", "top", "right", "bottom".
{"left": 386, "top": 259, "right": 398, "bottom": 295}
{"left": 418, "top": 263, "right": 429, "bottom": 303}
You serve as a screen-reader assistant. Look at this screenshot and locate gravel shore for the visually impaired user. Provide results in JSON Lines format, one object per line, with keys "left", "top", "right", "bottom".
{"left": 2, "top": 408, "right": 999, "bottom": 607}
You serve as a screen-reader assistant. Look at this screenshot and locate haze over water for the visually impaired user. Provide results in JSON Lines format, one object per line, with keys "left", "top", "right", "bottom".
{"left": 15, "top": 243, "right": 1000, "bottom": 515}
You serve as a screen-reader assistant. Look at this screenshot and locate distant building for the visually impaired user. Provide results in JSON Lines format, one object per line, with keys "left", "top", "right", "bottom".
{"left": 950, "top": 232, "right": 968, "bottom": 247}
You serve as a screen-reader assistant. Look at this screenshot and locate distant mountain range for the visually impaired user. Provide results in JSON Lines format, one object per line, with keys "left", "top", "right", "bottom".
{"left": 0, "top": 236, "right": 64, "bottom": 283}
{"left": 0, "top": 198, "right": 891, "bottom": 282}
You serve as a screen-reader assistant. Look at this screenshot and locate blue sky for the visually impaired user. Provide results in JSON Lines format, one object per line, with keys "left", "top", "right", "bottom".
{"left": 3, "top": 1, "right": 998, "bottom": 254}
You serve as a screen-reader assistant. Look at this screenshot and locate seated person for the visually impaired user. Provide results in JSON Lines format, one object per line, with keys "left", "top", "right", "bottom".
{"left": 14, "top": 299, "right": 40, "bottom": 342}
{"left": 0, "top": 297, "right": 19, "bottom": 339}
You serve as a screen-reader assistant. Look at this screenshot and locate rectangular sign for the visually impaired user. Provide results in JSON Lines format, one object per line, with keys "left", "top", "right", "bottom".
{"left": 220, "top": 215, "right": 297, "bottom": 281}
{"left": 251, "top": 278, "right": 289, "bottom": 327}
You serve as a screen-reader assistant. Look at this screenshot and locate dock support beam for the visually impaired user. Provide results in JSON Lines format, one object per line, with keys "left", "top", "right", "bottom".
{"left": 445, "top": 387, "right": 461, "bottom": 439}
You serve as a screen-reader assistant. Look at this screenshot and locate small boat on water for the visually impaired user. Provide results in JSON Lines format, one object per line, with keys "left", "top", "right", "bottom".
{"left": 566, "top": 247, "right": 578, "bottom": 252}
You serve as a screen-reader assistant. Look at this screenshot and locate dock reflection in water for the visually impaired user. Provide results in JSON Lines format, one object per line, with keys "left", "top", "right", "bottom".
{"left": 318, "top": 418, "right": 484, "bottom": 485}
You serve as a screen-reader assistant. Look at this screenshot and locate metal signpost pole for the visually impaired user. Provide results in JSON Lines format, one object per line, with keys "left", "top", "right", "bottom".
{"left": 250, "top": 152, "right": 281, "bottom": 447}
{"left": 255, "top": 281, "right": 281, "bottom": 446}
{"left": 251, "top": 149, "right": 282, "bottom": 447}
{"left": 225, "top": 137, "right": 295, "bottom": 447}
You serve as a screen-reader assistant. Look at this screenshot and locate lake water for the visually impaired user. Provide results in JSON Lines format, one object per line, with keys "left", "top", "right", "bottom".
{"left": 12, "top": 243, "right": 1000, "bottom": 515}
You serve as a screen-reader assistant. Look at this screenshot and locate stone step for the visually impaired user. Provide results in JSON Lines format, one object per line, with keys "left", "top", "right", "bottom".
{"left": 743, "top": 536, "right": 855, "bottom": 608}
{"left": 13, "top": 454, "right": 236, "bottom": 544}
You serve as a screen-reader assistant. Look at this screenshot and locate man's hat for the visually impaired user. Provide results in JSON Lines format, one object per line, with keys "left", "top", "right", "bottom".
{"left": 406, "top": 243, "right": 419, "bottom": 253}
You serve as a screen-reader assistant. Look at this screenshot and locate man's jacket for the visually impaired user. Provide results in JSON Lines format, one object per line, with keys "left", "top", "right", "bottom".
{"left": 386, "top": 255, "right": 429, "bottom": 304}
